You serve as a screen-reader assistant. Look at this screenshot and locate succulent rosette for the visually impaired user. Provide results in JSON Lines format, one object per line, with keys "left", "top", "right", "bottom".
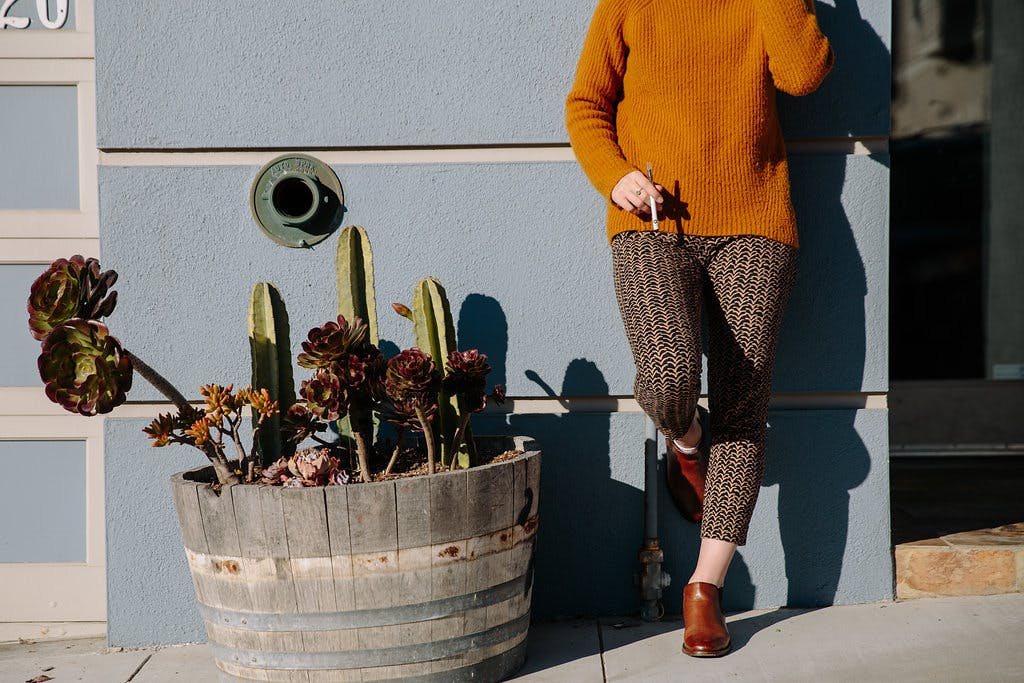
{"left": 38, "top": 318, "right": 133, "bottom": 416}
{"left": 300, "top": 369, "right": 345, "bottom": 420}
{"left": 443, "top": 349, "right": 492, "bottom": 412}
{"left": 281, "top": 403, "right": 326, "bottom": 444}
{"left": 297, "top": 315, "right": 369, "bottom": 370}
{"left": 385, "top": 348, "right": 441, "bottom": 401}
{"left": 28, "top": 255, "right": 118, "bottom": 341}
{"left": 262, "top": 448, "right": 346, "bottom": 487}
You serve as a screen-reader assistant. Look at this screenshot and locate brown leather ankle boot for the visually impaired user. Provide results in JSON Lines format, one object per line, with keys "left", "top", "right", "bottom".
{"left": 664, "top": 436, "right": 706, "bottom": 523}
{"left": 682, "top": 581, "right": 731, "bottom": 657}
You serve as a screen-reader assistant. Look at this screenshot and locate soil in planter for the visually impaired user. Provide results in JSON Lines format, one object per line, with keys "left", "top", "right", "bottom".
{"left": 370, "top": 441, "right": 523, "bottom": 481}
{"left": 189, "top": 442, "right": 523, "bottom": 490}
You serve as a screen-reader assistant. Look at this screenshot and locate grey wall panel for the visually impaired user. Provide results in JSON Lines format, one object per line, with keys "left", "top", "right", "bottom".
{"left": 0, "top": 86, "right": 78, "bottom": 210}
{"left": 104, "top": 406, "right": 889, "bottom": 644}
{"left": 0, "top": 264, "right": 46, "bottom": 387}
{"left": 98, "top": 154, "right": 887, "bottom": 401}
{"left": 94, "top": 1, "right": 890, "bottom": 149}
{"left": 0, "top": 440, "right": 86, "bottom": 563}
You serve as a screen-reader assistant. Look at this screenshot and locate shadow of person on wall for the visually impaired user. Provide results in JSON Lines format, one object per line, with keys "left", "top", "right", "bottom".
{"left": 761, "top": 0, "right": 891, "bottom": 608}
{"left": 512, "top": 361, "right": 646, "bottom": 618}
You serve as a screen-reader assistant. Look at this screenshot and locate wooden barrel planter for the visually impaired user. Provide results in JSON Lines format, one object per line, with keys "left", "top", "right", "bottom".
{"left": 169, "top": 436, "right": 541, "bottom": 682}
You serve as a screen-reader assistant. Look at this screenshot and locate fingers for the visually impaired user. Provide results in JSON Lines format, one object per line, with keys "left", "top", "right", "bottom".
{"left": 612, "top": 171, "right": 665, "bottom": 215}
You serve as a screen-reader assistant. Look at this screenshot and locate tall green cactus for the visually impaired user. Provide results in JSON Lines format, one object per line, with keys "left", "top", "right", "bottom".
{"left": 337, "top": 225, "right": 379, "bottom": 345}
{"left": 412, "top": 277, "right": 469, "bottom": 468}
{"left": 336, "top": 225, "right": 380, "bottom": 443}
{"left": 248, "top": 282, "right": 295, "bottom": 465}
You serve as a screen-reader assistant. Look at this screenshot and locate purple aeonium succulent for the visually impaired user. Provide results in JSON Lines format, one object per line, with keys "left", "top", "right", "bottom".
{"left": 38, "top": 318, "right": 133, "bottom": 416}
{"left": 443, "top": 349, "right": 492, "bottom": 412}
{"left": 299, "top": 368, "right": 345, "bottom": 421}
{"left": 296, "top": 315, "right": 369, "bottom": 370}
{"left": 27, "top": 255, "right": 118, "bottom": 341}
{"left": 385, "top": 348, "right": 441, "bottom": 400}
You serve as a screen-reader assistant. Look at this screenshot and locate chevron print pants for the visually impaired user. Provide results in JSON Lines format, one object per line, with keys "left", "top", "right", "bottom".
{"left": 611, "top": 230, "right": 798, "bottom": 545}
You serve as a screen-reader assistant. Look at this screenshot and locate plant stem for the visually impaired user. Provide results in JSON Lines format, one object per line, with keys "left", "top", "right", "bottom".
{"left": 123, "top": 350, "right": 191, "bottom": 413}
{"left": 449, "top": 412, "right": 473, "bottom": 471}
{"left": 124, "top": 349, "right": 240, "bottom": 485}
{"left": 384, "top": 427, "right": 405, "bottom": 476}
{"left": 352, "top": 428, "right": 373, "bottom": 483}
{"left": 415, "top": 407, "right": 437, "bottom": 475}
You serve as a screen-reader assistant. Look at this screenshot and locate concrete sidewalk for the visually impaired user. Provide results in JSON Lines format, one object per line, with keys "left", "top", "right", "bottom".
{"left": 3, "top": 594, "right": 1022, "bottom": 683}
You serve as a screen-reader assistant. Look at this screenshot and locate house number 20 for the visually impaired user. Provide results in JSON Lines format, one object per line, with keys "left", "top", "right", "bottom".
{"left": 1, "top": 0, "right": 69, "bottom": 30}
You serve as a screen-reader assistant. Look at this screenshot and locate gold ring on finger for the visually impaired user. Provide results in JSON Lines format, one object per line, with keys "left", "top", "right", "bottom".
{"left": 634, "top": 189, "right": 644, "bottom": 196}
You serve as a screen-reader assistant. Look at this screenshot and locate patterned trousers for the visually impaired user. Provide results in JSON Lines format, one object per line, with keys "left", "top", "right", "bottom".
{"left": 611, "top": 230, "right": 798, "bottom": 545}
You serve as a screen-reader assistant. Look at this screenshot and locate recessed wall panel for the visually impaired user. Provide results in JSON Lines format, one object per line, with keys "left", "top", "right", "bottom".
{"left": 0, "top": 264, "right": 47, "bottom": 387}
{"left": 0, "top": 440, "right": 87, "bottom": 563}
{"left": 0, "top": 85, "right": 79, "bottom": 210}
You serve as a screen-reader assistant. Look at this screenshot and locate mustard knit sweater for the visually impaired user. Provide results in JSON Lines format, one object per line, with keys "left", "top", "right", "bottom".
{"left": 566, "top": 0, "right": 834, "bottom": 247}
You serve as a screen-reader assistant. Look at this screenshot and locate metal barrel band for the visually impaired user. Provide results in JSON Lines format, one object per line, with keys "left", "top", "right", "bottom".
{"left": 215, "top": 638, "right": 528, "bottom": 682}
{"left": 200, "top": 574, "right": 531, "bottom": 631}
{"left": 210, "top": 610, "right": 531, "bottom": 670}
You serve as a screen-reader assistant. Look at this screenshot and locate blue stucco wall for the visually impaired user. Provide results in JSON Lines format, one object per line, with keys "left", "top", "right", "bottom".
{"left": 98, "top": 155, "right": 887, "bottom": 399}
{"left": 94, "top": 0, "right": 893, "bottom": 645}
{"left": 105, "top": 407, "right": 890, "bottom": 645}
{"left": 95, "top": 0, "right": 890, "bottom": 147}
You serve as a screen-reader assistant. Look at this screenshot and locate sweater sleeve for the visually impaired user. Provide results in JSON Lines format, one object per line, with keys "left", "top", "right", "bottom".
{"left": 754, "top": 0, "right": 835, "bottom": 96}
{"left": 565, "top": 0, "right": 638, "bottom": 201}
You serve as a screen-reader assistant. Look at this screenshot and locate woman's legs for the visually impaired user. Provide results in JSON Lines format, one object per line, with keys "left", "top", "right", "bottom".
{"left": 700, "top": 235, "right": 798, "bottom": 547}
{"left": 611, "top": 231, "right": 796, "bottom": 588}
{"left": 610, "top": 231, "right": 703, "bottom": 442}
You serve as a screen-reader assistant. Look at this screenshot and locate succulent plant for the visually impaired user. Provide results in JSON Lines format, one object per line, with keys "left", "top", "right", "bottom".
{"left": 261, "top": 448, "right": 348, "bottom": 487}
{"left": 385, "top": 348, "right": 441, "bottom": 398}
{"left": 281, "top": 402, "right": 327, "bottom": 444}
{"left": 38, "top": 319, "right": 133, "bottom": 416}
{"left": 300, "top": 369, "right": 345, "bottom": 420}
{"left": 443, "top": 350, "right": 492, "bottom": 413}
{"left": 28, "top": 255, "right": 118, "bottom": 341}
{"left": 297, "top": 315, "right": 369, "bottom": 370}
{"left": 396, "top": 277, "right": 469, "bottom": 468}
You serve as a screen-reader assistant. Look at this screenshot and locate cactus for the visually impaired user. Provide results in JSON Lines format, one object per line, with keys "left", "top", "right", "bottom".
{"left": 411, "top": 277, "right": 469, "bottom": 468}
{"left": 336, "top": 226, "right": 381, "bottom": 444}
{"left": 248, "top": 282, "right": 295, "bottom": 465}
{"left": 337, "top": 226, "right": 379, "bottom": 345}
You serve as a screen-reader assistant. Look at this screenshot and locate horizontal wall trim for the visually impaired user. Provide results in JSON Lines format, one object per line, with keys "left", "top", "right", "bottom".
{"left": 0, "top": 238, "right": 99, "bottom": 263}
{"left": 0, "top": 58, "right": 94, "bottom": 83}
{"left": 0, "top": 211, "right": 98, "bottom": 239}
{"left": 0, "top": 387, "right": 886, "bottom": 418}
{"left": 97, "top": 137, "right": 888, "bottom": 167}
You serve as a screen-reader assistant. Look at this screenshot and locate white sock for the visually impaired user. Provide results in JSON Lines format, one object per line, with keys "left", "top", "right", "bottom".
{"left": 673, "top": 438, "right": 699, "bottom": 455}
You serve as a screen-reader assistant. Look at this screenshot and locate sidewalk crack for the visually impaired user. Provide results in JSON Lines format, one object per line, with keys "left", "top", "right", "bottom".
{"left": 125, "top": 653, "right": 152, "bottom": 682}
{"left": 596, "top": 617, "right": 608, "bottom": 682}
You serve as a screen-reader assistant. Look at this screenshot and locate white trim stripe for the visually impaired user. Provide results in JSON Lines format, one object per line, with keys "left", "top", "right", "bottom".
{"left": 97, "top": 137, "right": 889, "bottom": 167}
{"left": 0, "top": 238, "right": 100, "bottom": 263}
{"left": 0, "top": 387, "right": 887, "bottom": 418}
{"left": 0, "top": 58, "right": 94, "bottom": 83}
